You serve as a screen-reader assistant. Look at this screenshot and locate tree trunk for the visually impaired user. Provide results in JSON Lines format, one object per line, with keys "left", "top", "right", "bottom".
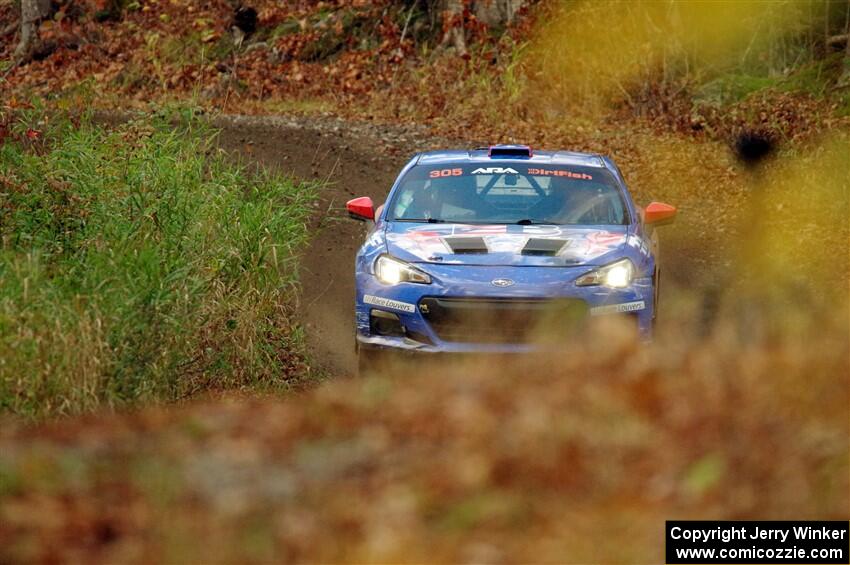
{"left": 441, "top": 0, "right": 467, "bottom": 56}
{"left": 844, "top": 24, "right": 850, "bottom": 61}
{"left": 439, "top": 0, "right": 527, "bottom": 56}
{"left": 474, "top": 0, "right": 524, "bottom": 28}
{"left": 844, "top": 1, "right": 850, "bottom": 55}
{"left": 14, "top": 0, "right": 50, "bottom": 64}
{"left": 843, "top": 2, "right": 850, "bottom": 84}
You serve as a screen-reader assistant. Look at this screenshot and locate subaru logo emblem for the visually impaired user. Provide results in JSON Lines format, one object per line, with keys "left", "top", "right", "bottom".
{"left": 491, "top": 278, "right": 515, "bottom": 287}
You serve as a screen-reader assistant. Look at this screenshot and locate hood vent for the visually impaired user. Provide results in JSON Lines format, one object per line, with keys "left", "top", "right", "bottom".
{"left": 521, "top": 238, "right": 568, "bottom": 256}
{"left": 443, "top": 236, "right": 489, "bottom": 254}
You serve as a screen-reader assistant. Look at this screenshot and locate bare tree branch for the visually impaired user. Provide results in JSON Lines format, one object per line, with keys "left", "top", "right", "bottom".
{"left": 827, "top": 34, "right": 848, "bottom": 51}
{"left": 1, "top": 19, "right": 19, "bottom": 38}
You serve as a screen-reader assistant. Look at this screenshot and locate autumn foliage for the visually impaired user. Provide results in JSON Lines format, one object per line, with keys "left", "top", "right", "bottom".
{"left": 3, "top": 0, "right": 849, "bottom": 149}
{"left": 0, "top": 1, "right": 849, "bottom": 561}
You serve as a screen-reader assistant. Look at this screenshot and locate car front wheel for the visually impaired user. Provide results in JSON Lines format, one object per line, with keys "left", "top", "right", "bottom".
{"left": 357, "top": 347, "right": 384, "bottom": 377}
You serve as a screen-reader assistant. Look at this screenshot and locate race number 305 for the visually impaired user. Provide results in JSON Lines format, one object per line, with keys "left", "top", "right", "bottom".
{"left": 429, "top": 168, "right": 462, "bottom": 178}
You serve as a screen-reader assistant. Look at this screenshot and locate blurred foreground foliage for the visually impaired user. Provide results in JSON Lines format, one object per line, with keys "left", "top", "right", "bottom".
{"left": 0, "top": 304, "right": 847, "bottom": 561}
{"left": 0, "top": 106, "right": 317, "bottom": 418}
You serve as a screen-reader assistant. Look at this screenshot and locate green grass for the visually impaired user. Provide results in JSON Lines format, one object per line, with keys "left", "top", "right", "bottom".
{"left": 694, "top": 53, "right": 849, "bottom": 108}
{"left": 694, "top": 73, "right": 780, "bottom": 106}
{"left": 779, "top": 52, "right": 847, "bottom": 96}
{"left": 0, "top": 107, "right": 317, "bottom": 418}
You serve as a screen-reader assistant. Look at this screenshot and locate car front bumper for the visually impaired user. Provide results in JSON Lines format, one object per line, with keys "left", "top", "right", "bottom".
{"left": 355, "top": 263, "right": 654, "bottom": 354}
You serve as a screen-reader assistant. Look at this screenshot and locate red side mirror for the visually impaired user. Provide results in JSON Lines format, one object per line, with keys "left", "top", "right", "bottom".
{"left": 644, "top": 201, "right": 677, "bottom": 226}
{"left": 346, "top": 196, "right": 374, "bottom": 221}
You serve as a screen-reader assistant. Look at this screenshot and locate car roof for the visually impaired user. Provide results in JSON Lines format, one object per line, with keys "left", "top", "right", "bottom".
{"left": 415, "top": 146, "right": 607, "bottom": 168}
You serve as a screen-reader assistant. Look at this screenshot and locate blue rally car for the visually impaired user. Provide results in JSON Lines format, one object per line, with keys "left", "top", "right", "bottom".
{"left": 346, "top": 145, "right": 676, "bottom": 369}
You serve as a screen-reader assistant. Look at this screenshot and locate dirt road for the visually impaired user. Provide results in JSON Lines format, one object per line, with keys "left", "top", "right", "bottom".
{"left": 214, "top": 115, "right": 456, "bottom": 375}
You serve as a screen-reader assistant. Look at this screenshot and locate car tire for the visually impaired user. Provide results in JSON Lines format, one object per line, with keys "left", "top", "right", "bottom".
{"left": 357, "top": 347, "right": 383, "bottom": 377}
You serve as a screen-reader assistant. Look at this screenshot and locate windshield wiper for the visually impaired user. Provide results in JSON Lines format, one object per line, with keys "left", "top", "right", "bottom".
{"left": 395, "top": 218, "right": 446, "bottom": 223}
{"left": 515, "top": 219, "right": 557, "bottom": 225}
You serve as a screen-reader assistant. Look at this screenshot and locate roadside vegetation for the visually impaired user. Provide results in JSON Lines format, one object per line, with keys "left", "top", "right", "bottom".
{"left": 0, "top": 107, "right": 317, "bottom": 418}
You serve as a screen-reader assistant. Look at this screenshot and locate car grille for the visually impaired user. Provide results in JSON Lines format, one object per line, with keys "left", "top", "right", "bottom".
{"left": 418, "top": 297, "right": 590, "bottom": 344}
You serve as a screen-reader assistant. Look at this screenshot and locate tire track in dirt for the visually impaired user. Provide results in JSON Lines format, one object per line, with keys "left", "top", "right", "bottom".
{"left": 214, "top": 115, "right": 452, "bottom": 376}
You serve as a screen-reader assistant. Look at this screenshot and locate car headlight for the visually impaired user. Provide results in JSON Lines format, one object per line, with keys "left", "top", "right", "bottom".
{"left": 374, "top": 255, "right": 431, "bottom": 285}
{"left": 575, "top": 258, "right": 635, "bottom": 288}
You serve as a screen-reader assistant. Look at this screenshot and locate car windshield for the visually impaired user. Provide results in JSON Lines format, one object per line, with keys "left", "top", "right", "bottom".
{"left": 388, "top": 163, "right": 629, "bottom": 225}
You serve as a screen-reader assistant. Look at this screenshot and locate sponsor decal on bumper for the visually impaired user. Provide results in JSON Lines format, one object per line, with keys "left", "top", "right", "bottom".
{"left": 364, "top": 294, "right": 416, "bottom": 313}
{"left": 590, "top": 300, "right": 646, "bottom": 316}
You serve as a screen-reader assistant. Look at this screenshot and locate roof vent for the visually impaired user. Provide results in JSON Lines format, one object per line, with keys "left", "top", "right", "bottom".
{"left": 488, "top": 144, "right": 533, "bottom": 158}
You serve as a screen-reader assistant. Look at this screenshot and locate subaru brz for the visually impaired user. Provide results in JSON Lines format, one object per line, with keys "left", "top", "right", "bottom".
{"left": 346, "top": 145, "right": 676, "bottom": 370}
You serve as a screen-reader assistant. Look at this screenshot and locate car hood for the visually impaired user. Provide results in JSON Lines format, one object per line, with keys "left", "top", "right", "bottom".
{"left": 384, "top": 222, "right": 632, "bottom": 267}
